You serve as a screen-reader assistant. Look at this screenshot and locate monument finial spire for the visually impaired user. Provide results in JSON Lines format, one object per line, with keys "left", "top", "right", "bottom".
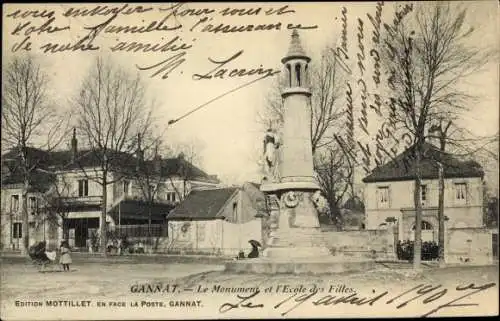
{"left": 282, "top": 30, "right": 310, "bottom": 64}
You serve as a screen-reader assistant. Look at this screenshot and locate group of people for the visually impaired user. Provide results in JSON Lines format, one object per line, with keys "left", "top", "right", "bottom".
{"left": 396, "top": 240, "right": 439, "bottom": 261}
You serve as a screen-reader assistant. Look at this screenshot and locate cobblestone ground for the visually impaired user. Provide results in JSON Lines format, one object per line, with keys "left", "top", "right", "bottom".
{"left": 1, "top": 255, "right": 498, "bottom": 320}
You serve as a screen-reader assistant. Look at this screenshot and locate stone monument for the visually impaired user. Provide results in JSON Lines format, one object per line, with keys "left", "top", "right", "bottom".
{"left": 260, "top": 30, "right": 330, "bottom": 258}
{"left": 225, "top": 31, "right": 381, "bottom": 273}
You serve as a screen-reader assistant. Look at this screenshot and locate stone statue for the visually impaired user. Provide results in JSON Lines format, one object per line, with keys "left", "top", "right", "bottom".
{"left": 262, "top": 127, "right": 280, "bottom": 182}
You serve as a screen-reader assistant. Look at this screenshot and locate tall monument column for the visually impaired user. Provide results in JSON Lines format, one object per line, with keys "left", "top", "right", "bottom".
{"left": 261, "top": 30, "right": 330, "bottom": 258}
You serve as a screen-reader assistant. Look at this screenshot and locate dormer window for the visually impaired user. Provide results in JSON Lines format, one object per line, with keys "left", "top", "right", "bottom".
{"left": 78, "top": 179, "right": 89, "bottom": 197}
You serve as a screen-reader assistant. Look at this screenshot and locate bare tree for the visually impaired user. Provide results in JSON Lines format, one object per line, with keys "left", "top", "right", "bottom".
{"left": 315, "top": 145, "right": 353, "bottom": 230}
{"left": 36, "top": 173, "right": 73, "bottom": 241}
{"left": 379, "top": 2, "right": 495, "bottom": 269}
{"left": 1, "top": 55, "right": 66, "bottom": 255}
{"left": 74, "top": 56, "right": 154, "bottom": 257}
{"left": 164, "top": 140, "right": 206, "bottom": 201}
{"left": 131, "top": 135, "right": 166, "bottom": 246}
{"left": 260, "top": 46, "right": 345, "bottom": 154}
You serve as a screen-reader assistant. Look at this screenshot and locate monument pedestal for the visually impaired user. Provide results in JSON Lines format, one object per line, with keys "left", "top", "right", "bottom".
{"left": 262, "top": 190, "right": 330, "bottom": 259}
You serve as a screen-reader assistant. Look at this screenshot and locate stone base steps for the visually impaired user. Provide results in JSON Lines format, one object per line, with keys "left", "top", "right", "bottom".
{"left": 268, "top": 230, "right": 327, "bottom": 248}
{"left": 225, "top": 259, "right": 377, "bottom": 274}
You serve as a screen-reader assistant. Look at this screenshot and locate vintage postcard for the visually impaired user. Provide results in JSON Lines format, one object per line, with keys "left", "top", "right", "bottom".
{"left": 1, "top": 1, "right": 499, "bottom": 320}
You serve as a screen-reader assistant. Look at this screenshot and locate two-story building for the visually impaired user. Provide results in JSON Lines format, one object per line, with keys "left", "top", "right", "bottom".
{"left": 363, "top": 142, "right": 485, "bottom": 242}
{"left": 0, "top": 131, "right": 220, "bottom": 251}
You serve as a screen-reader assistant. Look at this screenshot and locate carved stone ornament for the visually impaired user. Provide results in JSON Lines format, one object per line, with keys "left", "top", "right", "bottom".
{"left": 181, "top": 222, "right": 191, "bottom": 233}
{"left": 283, "top": 191, "right": 300, "bottom": 208}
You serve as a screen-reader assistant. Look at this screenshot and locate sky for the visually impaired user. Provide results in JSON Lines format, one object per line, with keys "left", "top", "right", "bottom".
{"left": 2, "top": 2, "right": 499, "bottom": 186}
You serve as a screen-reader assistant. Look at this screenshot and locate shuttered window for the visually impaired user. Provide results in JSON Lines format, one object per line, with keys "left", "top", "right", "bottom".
{"left": 377, "top": 187, "right": 390, "bottom": 208}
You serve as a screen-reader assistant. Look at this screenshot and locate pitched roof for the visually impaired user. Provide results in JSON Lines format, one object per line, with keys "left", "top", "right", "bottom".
{"left": 108, "top": 200, "right": 174, "bottom": 221}
{"left": 159, "top": 158, "right": 214, "bottom": 182}
{"left": 362, "top": 142, "right": 484, "bottom": 183}
{"left": 1, "top": 167, "right": 56, "bottom": 191}
{"left": 167, "top": 188, "right": 238, "bottom": 220}
{"left": 1, "top": 146, "right": 217, "bottom": 185}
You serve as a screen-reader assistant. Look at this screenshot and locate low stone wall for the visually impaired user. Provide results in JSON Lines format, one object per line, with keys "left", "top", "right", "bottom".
{"left": 118, "top": 228, "right": 396, "bottom": 259}
{"left": 445, "top": 227, "right": 495, "bottom": 265}
{"left": 318, "top": 228, "right": 396, "bottom": 260}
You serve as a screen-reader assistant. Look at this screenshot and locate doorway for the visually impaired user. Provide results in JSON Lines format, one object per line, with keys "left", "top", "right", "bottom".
{"left": 65, "top": 218, "right": 99, "bottom": 249}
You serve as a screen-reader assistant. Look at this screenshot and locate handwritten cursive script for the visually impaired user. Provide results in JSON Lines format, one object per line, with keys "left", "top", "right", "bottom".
{"left": 218, "top": 282, "right": 497, "bottom": 317}
{"left": 219, "top": 290, "right": 264, "bottom": 313}
{"left": 192, "top": 50, "right": 280, "bottom": 81}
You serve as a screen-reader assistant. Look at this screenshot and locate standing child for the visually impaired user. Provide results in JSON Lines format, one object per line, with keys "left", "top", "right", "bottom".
{"left": 59, "top": 241, "right": 72, "bottom": 272}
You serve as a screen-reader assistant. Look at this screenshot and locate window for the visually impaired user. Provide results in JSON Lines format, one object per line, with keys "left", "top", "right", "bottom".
{"left": 286, "top": 64, "right": 291, "bottom": 87}
{"left": 11, "top": 195, "right": 19, "bottom": 212}
{"left": 78, "top": 179, "right": 89, "bottom": 197}
{"left": 167, "top": 192, "right": 176, "bottom": 203}
{"left": 377, "top": 187, "right": 390, "bottom": 208}
{"left": 455, "top": 183, "right": 467, "bottom": 204}
{"left": 13, "top": 223, "right": 22, "bottom": 238}
{"left": 412, "top": 220, "right": 433, "bottom": 230}
{"left": 122, "top": 180, "right": 130, "bottom": 195}
{"left": 420, "top": 185, "right": 427, "bottom": 205}
{"left": 411, "top": 220, "right": 434, "bottom": 242}
{"left": 295, "top": 63, "right": 301, "bottom": 86}
{"left": 29, "top": 197, "right": 37, "bottom": 215}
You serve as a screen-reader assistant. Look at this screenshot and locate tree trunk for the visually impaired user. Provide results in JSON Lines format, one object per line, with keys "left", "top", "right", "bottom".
{"left": 438, "top": 162, "right": 445, "bottom": 266}
{"left": 63, "top": 227, "right": 70, "bottom": 241}
{"left": 21, "top": 180, "right": 29, "bottom": 256}
{"left": 100, "top": 176, "right": 108, "bottom": 257}
{"left": 148, "top": 206, "right": 152, "bottom": 245}
{"left": 413, "top": 149, "right": 422, "bottom": 270}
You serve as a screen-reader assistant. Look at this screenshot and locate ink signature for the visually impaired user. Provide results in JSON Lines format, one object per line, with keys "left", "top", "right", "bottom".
{"left": 219, "top": 289, "right": 264, "bottom": 313}
{"left": 218, "top": 282, "right": 496, "bottom": 317}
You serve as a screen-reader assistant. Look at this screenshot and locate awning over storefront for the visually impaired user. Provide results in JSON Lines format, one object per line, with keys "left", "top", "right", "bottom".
{"left": 108, "top": 200, "right": 174, "bottom": 222}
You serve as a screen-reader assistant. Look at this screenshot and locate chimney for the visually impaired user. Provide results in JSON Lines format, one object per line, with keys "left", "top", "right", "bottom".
{"left": 154, "top": 154, "right": 162, "bottom": 174}
{"left": 71, "top": 128, "right": 77, "bottom": 162}
{"left": 136, "top": 134, "right": 144, "bottom": 171}
{"left": 154, "top": 145, "right": 162, "bottom": 174}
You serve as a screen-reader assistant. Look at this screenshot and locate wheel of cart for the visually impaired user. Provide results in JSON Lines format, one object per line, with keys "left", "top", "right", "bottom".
{"left": 28, "top": 241, "right": 59, "bottom": 272}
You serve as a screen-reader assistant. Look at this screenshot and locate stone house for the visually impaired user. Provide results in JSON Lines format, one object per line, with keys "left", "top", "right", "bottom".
{"left": 166, "top": 182, "right": 266, "bottom": 257}
{"left": 363, "top": 142, "right": 495, "bottom": 263}
{"left": 363, "top": 142, "right": 485, "bottom": 240}
{"left": 0, "top": 132, "right": 220, "bottom": 251}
